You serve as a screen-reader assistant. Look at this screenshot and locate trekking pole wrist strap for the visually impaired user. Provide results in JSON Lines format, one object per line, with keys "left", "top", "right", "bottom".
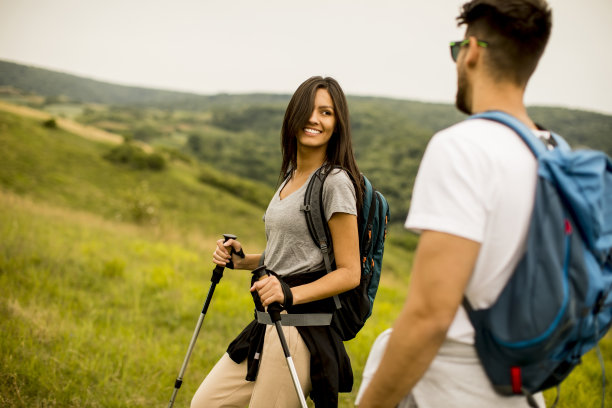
{"left": 226, "top": 247, "right": 245, "bottom": 270}
{"left": 279, "top": 277, "right": 293, "bottom": 309}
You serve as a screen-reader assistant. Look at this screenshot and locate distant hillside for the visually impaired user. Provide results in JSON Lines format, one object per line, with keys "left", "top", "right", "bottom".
{"left": 1, "top": 59, "right": 611, "bottom": 222}
{"left": 3, "top": 58, "right": 611, "bottom": 137}
{"left": 0, "top": 59, "right": 290, "bottom": 109}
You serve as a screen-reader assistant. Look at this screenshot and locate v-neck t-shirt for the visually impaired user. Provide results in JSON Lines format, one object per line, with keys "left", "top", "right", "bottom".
{"left": 262, "top": 168, "right": 357, "bottom": 277}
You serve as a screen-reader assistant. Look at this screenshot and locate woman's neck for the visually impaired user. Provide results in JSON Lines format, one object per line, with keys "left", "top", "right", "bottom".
{"left": 295, "top": 148, "right": 326, "bottom": 177}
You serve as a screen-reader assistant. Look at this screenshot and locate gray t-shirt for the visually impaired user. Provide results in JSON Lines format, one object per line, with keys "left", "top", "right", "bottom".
{"left": 263, "top": 168, "right": 357, "bottom": 276}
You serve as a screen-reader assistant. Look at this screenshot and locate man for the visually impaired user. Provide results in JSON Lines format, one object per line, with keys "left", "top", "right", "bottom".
{"left": 357, "top": 1, "right": 553, "bottom": 407}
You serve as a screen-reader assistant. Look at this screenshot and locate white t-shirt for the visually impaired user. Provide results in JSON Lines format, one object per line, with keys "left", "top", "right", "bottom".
{"left": 355, "top": 329, "right": 546, "bottom": 408}
{"left": 355, "top": 119, "right": 548, "bottom": 408}
{"left": 405, "top": 118, "right": 538, "bottom": 343}
{"left": 356, "top": 119, "right": 551, "bottom": 408}
{"left": 402, "top": 118, "right": 550, "bottom": 407}
{"left": 355, "top": 329, "right": 415, "bottom": 407}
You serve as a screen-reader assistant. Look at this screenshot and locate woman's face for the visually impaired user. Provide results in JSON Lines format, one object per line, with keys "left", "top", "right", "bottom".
{"left": 296, "top": 88, "right": 336, "bottom": 150}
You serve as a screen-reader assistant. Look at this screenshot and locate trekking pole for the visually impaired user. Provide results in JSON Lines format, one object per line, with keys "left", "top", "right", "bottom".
{"left": 167, "top": 233, "right": 238, "bottom": 408}
{"left": 251, "top": 267, "right": 308, "bottom": 408}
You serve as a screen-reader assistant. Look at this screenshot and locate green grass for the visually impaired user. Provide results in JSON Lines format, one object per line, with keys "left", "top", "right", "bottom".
{"left": 0, "top": 190, "right": 408, "bottom": 407}
{"left": 0, "top": 191, "right": 254, "bottom": 407}
{"left": 0, "top": 110, "right": 610, "bottom": 407}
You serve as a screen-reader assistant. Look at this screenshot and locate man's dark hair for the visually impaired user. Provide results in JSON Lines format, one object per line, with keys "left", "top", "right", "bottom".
{"left": 457, "top": 0, "right": 552, "bottom": 85}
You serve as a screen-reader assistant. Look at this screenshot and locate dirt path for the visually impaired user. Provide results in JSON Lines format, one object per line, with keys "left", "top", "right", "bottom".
{"left": 0, "top": 101, "right": 152, "bottom": 152}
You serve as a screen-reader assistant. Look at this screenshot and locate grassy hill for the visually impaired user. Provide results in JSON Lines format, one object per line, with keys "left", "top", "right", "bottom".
{"left": 1, "top": 59, "right": 612, "bottom": 406}
{"left": 0, "top": 108, "right": 416, "bottom": 407}
{"left": 1, "top": 106, "right": 610, "bottom": 407}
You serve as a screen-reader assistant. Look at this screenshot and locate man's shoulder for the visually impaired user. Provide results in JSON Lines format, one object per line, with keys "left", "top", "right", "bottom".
{"left": 437, "top": 117, "right": 515, "bottom": 139}
{"left": 431, "top": 118, "right": 527, "bottom": 153}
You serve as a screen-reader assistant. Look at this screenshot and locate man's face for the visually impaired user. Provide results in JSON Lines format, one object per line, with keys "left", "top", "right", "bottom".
{"left": 455, "top": 57, "right": 472, "bottom": 115}
{"left": 454, "top": 34, "right": 473, "bottom": 115}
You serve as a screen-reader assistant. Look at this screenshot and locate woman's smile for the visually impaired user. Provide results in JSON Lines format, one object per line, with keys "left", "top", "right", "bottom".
{"left": 297, "top": 88, "right": 336, "bottom": 149}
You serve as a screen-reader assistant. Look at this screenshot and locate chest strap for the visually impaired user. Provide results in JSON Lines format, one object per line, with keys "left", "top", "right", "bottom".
{"left": 256, "top": 311, "right": 332, "bottom": 326}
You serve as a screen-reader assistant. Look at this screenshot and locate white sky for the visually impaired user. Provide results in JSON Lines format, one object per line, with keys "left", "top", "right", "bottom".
{"left": 1, "top": 0, "right": 611, "bottom": 115}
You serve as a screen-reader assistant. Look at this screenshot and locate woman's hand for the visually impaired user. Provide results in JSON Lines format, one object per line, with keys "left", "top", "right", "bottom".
{"left": 250, "top": 275, "right": 286, "bottom": 307}
{"left": 212, "top": 238, "right": 243, "bottom": 268}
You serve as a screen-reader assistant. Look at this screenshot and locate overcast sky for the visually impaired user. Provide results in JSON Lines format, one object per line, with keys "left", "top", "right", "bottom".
{"left": 1, "top": 0, "right": 610, "bottom": 115}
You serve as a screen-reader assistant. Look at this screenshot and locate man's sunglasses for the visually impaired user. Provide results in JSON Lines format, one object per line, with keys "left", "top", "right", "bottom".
{"left": 449, "top": 39, "right": 489, "bottom": 62}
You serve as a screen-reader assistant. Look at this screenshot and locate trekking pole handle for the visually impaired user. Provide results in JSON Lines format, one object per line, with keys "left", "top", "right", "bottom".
{"left": 222, "top": 233, "right": 237, "bottom": 270}
{"left": 212, "top": 234, "right": 237, "bottom": 283}
{"left": 267, "top": 302, "right": 283, "bottom": 324}
{"left": 251, "top": 266, "right": 283, "bottom": 322}
{"left": 223, "top": 233, "right": 237, "bottom": 242}
{"left": 251, "top": 265, "right": 268, "bottom": 281}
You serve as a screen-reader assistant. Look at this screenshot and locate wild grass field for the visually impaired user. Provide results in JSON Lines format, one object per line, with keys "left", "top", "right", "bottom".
{"left": 0, "top": 108, "right": 610, "bottom": 407}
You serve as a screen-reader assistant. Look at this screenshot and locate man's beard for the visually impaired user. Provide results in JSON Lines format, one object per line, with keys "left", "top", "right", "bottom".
{"left": 455, "top": 67, "right": 472, "bottom": 115}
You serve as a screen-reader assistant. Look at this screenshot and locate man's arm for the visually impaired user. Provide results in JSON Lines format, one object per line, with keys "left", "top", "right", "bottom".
{"left": 357, "top": 230, "right": 480, "bottom": 407}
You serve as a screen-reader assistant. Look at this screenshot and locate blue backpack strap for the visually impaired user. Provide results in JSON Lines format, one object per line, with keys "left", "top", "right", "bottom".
{"left": 470, "top": 110, "right": 557, "bottom": 157}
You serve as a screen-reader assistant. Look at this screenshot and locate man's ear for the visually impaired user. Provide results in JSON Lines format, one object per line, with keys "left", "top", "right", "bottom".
{"left": 464, "top": 36, "right": 482, "bottom": 68}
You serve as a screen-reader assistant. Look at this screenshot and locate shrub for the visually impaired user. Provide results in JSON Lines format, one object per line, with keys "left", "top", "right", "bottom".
{"left": 157, "top": 146, "right": 192, "bottom": 164}
{"left": 103, "top": 142, "right": 166, "bottom": 171}
{"left": 132, "top": 124, "right": 163, "bottom": 142}
{"left": 43, "top": 118, "right": 58, "bottom": 129}
{"left": 122, "top": 181, "right": 159, "bottom": 224}
{"left": 146, "top": 153, "right": 166, "bottom": 171}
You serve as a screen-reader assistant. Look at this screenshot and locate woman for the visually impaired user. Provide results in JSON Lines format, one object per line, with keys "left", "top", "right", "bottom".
{"left": 191, "top": 76, "right": 363, "bottom": 408}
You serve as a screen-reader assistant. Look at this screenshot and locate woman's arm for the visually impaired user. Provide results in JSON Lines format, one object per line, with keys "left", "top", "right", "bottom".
{"left": 252, "top": 212, "right": 360, "bottom": 307}
{"left": 292, "top": 212, "right": 360, "bottom": 304}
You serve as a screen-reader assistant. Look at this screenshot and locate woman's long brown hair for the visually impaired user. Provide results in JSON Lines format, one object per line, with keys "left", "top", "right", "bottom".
{"left": 279, "top": 76, "right": 363, "bottom": 212}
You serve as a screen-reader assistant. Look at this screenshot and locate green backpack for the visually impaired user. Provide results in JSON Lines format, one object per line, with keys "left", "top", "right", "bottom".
{"left": 302, "top": 166, "right": 390, "bottom": 340}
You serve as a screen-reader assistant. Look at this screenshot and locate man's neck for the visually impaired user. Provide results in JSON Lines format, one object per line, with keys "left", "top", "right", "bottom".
{"left": 470, "top": 78, "right": 537, "bottom": 130}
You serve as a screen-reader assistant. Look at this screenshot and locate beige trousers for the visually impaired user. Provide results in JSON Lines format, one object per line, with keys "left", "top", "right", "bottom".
{"left": 191, "top": 324, "right": 312, "bottom": 408}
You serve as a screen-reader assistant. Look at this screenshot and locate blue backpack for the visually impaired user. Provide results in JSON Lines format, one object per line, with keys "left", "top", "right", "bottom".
{"left": 464, "top": 111, "right": 612, "bottom": 407}
{"left": 303, "top": 166, "right": 390, "bottom": 341}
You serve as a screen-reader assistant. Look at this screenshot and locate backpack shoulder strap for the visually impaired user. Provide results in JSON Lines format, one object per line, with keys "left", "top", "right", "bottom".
{"left": 301, "top": 165, "right": 341, "bottom": 309}
{"left": 361, "top": 175, "right": 378, "bottom": 259}
{"left": 302, "top": 166, "right": 334, "bottom": 272}
{"left": 470, "top": 110, "right": 550, "bottom": 158}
